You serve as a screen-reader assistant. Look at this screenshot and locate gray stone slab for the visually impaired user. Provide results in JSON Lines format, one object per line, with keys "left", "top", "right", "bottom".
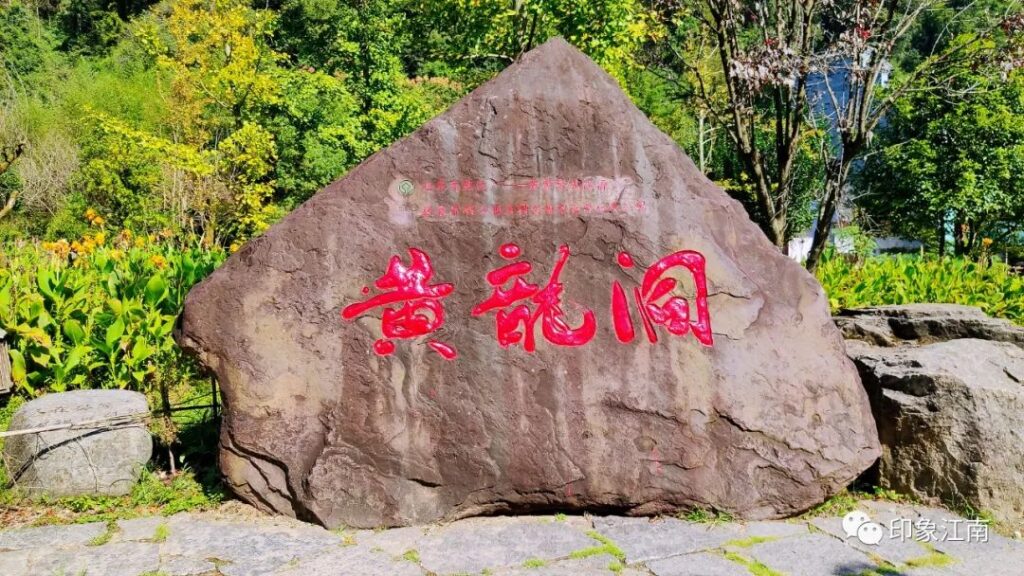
{"left": 811, "top": 513, "right": 933, "bottom": 565}
{"left": 116, "top": 516, "right": 171, "bottom": 542}
{"left": 0, "top": 550, "right": 32, "bottom": 576}
{"left": 415, "top": 516, "right": 596, "bottom": 574}
{"left": 273, "top": 546, "right": 425, "bottom": 576}
{"left": 745, "top": 533, "right": 878, "bottom": 576}
{"left": 490, "top": 553, "right": 626, "bottom": 575}
{"left": 732, "top": 520, "right": 808, "bottom": 540}
{"left": 593, "top": 516, "right": 741, "bottom": 563}
{"left": 647, "top": 552, "right": 751, "bottom": 576}
{"left": 158, "top": 553, "right": 219, "bottom": 576}
{"left": 30, "top": 541, "right": 161, "bottom": 576}
{"left": 0, "top": 522, "right": 106, "bottom": 551}
{"left": 157, "top": 519, "right": 340, "bottom": 576}
{"left": 360, "top": 525, "right": 430, "bottom": 556}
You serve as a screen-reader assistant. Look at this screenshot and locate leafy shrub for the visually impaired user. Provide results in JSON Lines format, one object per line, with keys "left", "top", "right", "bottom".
{"left": 0, "top": 228, "right": 225, "bottom": 396}
{"left": 816, "top": 252, "right": 1024, "bottom": 324}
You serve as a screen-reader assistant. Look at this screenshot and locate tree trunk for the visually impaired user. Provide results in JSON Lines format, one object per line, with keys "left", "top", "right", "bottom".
{"left": 805, "top": 159, "right": 850, "bottom": 272}
{"left": 0, "top": 190, "right": 18, "bottom": 220}
{"left": 937, "top": 214, "right": 946, "bottom": 257}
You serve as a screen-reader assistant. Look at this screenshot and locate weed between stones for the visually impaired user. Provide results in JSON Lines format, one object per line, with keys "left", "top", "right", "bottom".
{"left": 721, "top": 551, "right": 785, "bottom": 576}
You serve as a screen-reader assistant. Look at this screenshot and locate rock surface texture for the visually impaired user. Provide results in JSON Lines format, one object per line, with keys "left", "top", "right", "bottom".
{"left": 3, "top": 389, "right": 151, "bottom": 496}
{"left": 844, "top": 304, "right": 1024, "bottom": 529}
{"left": 176, "top": 38, "right": 879, "bottom": 529}
{"left": 836, "top": 304, "right": 1024, "bottom": 347}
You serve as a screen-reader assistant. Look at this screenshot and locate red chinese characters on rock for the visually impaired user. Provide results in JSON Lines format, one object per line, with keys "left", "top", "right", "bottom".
{"left": 341, "top": 248, "right": 458, "bottom": 360}
{"left": 342, "top": 245, "right": 714, "bottom": 360}
{"left": 610, "top": 250, "right": 714, "bottom": 347}
{"left": 471, "top": 243, "right": 597, "bottom": 352}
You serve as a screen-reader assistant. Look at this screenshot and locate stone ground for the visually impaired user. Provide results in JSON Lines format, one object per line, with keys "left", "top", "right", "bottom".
{"left": 1, "top": 500, "right": 1022, "bottom": 576}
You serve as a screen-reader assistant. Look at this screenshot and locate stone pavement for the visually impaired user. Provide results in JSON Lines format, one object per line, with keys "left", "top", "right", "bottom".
{"left": 1, "top": 500, "right": 1022, "bottom": 576}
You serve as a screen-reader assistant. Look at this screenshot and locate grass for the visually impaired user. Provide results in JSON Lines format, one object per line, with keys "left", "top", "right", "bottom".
{"left": 723, "top": 536, "right": 778, "bottom": 548}
{"left": 87, "top": 520, "right": 119, "bottom": 546}
{"left": 721, "top": 551, "right": 785, "bottom": 576}
{"left": 400, "top": 549, "right": 420, "bottom": 563}
{"left": 0, "top": 466, "right": 224, "bottom": 527}
{"left": 905, "top": 543, "right": 955, "bottom": 569}
{"left": 680, "top": 507, "right": 735, "bottom": 524}
{"left": 521, "top": 558, "right": 547, "bottom": 568}
{"left": 799, "top": 487, "right": 917, "bottom": 520}
{"left": 567, "top": 531, "right": 627, "bottom": 563}
{"left": 152, "top": 522, "right": 170, "bottom": 542}
{"left": 801, "top": 490, "right": 860, "bottom": 518}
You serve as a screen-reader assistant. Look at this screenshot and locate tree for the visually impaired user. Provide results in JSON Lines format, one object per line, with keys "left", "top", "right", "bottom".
{"left": 859, "top": 64, "right": 1024, "bottom": 256}
{"left": 654, "top": 0, "right": 1023, "bottom": 268}
{"left": 0, "top": 98, "right": 27, "bottom": 221}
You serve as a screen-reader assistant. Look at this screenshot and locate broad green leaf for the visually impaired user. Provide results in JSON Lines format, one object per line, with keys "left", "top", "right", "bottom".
{"left": 105, "top": 319, "right": 125, "bottom": 349}
{"left": 9, "top": 349, "right": 26, "bottom": 383}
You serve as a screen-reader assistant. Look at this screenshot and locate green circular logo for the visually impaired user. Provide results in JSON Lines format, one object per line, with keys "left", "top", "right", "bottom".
{"left": 398, "top": 179, "right": 414, "bottom": 196}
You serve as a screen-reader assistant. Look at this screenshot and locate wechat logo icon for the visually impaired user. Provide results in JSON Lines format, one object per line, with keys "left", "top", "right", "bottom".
{"left": 843, "top": 510, "right": 885, "bottom": 546}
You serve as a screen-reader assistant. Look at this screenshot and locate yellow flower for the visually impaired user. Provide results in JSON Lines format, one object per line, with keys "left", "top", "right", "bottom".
{"left": 149, "top": 254, "right": 167, "bottom": 269}
{"left": 110, "top": 249, "right": 124, "bottom": 260}
{"left": 85, "top": 208, "right": 97, "bottom": 220}
{"left": 94, "top": 232, "right": 106, "bottom": 246}
{"left": 91, "top": 216, "right": 105, "bottom": 227}
{"left": 134, "top": 237, "right": 146, "bottom": 248}
{"left": 71, "top": 240, "right": 83, "bottom": 253}
{"left": 982, "top": 237, "right": 994, "bottom": 247}
{"left": 229, "top": 243, "right": 240, "bottom": 253}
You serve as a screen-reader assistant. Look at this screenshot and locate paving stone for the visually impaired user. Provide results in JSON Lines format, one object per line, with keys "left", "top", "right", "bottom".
{"left": 0, "top": 550, "right": 33, "bottom": 575}
{"left": 732, "top": 520, "right": 808, "bottom": 540}
{"left": 415, "top": 516, "right": 596, "bottom": 574}
{"left": 593, "top": 516, "right": 741, "bottom": 563}
{"left": 158, "top": 553, "right": 219, "bottom": 576}
{"left": 0, "top": 522, "right": 106, "bottom": 551}
{"left": 0, "top": 511, "right": 1020, "bottom": 576}
{"left": 360, "top": 525, "right": 431, "bottom": 556}
{"left": 158, "top": 519, "right": 340, "bottom": 576}
{"left": 116, "top": 515, "right": 172, "bottom": 542}
{"left": 272, "top": 545, "right": 425, "bottom": 576}
{"left": 647, "top": 551, "right": 751, "bottom": 576}
{"left": 489, "top": 552, "right": 637, "bottom": 575}
{"left": 811, "top": 513, "right": 932, "bottom": 565}
{"left": 745, "top": 533, "right": 878, "bottom": 576}
{"left": 30, "top": 541, "right": 161, "bottom": 576}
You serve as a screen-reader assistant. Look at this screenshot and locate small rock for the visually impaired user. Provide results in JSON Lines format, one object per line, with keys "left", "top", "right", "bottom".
{"left": 2, "top": 390, "right": 151, "bottom": 497}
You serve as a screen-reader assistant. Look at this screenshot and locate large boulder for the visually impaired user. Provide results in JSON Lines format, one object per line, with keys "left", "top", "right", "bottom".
{"left": 836, "top": 304, "right": 1024, "bottom": 347}
{"left": 176, "top": 38, "right": 879, "bottom": 529}
{"left": 3, "top": 390, "right": 152, "bottom": 497}
{"left": 843, "top": 305, "right": 1024, "bottom": 528}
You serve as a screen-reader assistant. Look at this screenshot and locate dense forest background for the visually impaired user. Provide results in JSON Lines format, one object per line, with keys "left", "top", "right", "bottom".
{"left": 2, "top": 0, "right": 1023, "bottom": 260}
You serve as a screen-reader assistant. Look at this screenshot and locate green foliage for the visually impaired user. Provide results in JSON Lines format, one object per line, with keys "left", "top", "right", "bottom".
{"left": 0, "top": 233, "right": 225, "bottom": 396}
{"left": 680, "top": 507, "right": 735, "bottom": 524}
{"left": 816, "top": 252, "right": 1024, "bottom": 324}
{"left": 0, "top": 2, "right": 60, "bottom": 78}
{"left": 860, "top": 63, "right": 1024, "bottom": 256}
{"left": 7, "top": 468, "right": 225, "bottom": 525}
{"left": 0, "top": 395, "right": 27, "bottom": 488}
